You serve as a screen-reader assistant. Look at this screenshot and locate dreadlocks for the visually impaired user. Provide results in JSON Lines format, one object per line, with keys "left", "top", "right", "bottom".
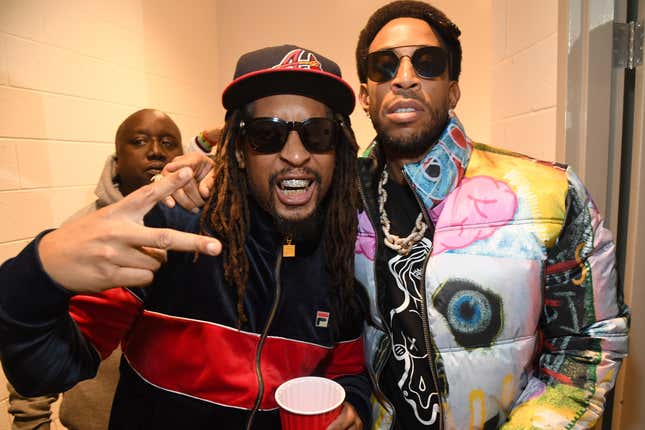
{"left": 200, "top": 109, "right": 360, "bottom": 328}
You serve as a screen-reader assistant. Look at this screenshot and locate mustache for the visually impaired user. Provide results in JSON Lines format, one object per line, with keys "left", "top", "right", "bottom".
{"left": 268, "top": 167, "right": 322, "bottom": 188}
{"left": 393, "top": 90, "right": 425, "bottom": 103}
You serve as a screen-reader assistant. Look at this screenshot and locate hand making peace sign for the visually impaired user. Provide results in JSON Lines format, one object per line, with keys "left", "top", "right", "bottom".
{"left": 38, "top": 167, "right": 222, "bottom": 294}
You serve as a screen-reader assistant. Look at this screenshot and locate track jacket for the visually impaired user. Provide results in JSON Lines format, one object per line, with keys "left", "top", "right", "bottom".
{"left": 354, "top": 117, "right": 629, "bottom": 429}
{"left": 0, "top": 200, "right": 371, "bottom": 429}
{"left": 8, "top": 154, "right": 122, "bottom": 430}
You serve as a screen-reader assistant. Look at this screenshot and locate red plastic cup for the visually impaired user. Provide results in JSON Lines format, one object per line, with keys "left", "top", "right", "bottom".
{"left": 275, "top": 376, "right": 346, "bottom": 430}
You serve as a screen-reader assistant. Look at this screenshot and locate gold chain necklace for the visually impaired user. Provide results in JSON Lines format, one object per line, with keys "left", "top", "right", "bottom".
{"left": 378, "top": 168, "right": 427, "bottom": 256}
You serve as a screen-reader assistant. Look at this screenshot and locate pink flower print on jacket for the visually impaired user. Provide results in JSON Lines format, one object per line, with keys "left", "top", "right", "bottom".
{"left": 356, "top": 211, "right": 376, "bottom": 261}
{"left": 433, "top": 176, "right": 518, "bottom": 255}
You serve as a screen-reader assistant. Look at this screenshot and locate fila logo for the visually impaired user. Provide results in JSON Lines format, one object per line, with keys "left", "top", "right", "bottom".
{"left": 315, "top": 311, "right": 330, "bottom": 328}
{"left": 273, "top": 49, "right": 322, "bottom": 71}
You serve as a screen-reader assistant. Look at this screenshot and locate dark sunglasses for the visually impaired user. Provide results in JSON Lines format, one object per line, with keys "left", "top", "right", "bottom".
{"left": 367, "top": 45, "right": 450, "bottom": 83}
{"left": 239, "top": 117, "right": 339, "bottom": 154}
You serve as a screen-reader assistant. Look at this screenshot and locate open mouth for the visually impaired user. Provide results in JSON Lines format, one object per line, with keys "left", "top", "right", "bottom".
{"left": 393, "top": 107, "right": 417, "bottom": 113}
{"left": 386, "top": 100, "right": 425, "bottom": 123}
{"left": 274, "top": 177, "right": 317, "bottom": 206}
{"left": 278, "top": 178, "right": 313, "bottom": 195}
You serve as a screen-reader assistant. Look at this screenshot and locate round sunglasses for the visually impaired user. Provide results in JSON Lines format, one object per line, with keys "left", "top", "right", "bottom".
{"left": 366, "top": 45, "right": 450, "bottom": 83}
{"left": 239, "top": 117, "right": 339, "bottom": 154}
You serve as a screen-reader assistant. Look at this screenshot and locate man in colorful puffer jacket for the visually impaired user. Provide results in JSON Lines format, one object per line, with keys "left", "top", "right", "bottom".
{"left": 353, "top": 1, "right": 629, "bottom": 429}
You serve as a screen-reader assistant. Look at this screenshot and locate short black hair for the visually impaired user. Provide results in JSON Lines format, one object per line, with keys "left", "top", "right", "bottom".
{"left": 356, "top": 0, "right": 462, "bottom": 82}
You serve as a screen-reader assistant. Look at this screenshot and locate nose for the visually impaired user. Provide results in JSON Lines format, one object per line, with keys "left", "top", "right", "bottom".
{"left": 279, "top": 130, "right": 311, "bottom": 166}
{"left": 391, "top": 56, "right": 420, "bottom": 92}
{"left": 147, "top": 139, "right": 166, "bottom": 160}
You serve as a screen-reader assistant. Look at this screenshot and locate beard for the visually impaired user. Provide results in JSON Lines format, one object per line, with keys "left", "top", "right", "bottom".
{"left": 270, "top": 203, "right": 326, "bottom": 243}
{"left": 371, "top": 100, "right": 450, "bottom": 160}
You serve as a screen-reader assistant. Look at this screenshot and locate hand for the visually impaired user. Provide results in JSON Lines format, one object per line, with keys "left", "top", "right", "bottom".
{"left": 38, "top": 168, "right": 222, "bottom": 294}
{"left": 326, "top": 403, "right": 362, "bottom": 430}
{"left": 161, "top": 152, "right": 215, "bottom": 212}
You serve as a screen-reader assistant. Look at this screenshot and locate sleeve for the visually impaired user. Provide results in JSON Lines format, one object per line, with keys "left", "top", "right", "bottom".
{"left": 186, "top": 132, "right": 214, "bottom": 154}
{"left": 0, "top": 232, "right": 143, "bottom": 397}
{"left": 503, "top": 168, "right": 629, "bottom": 429}
{"left": 324, "top": 288, "right": 373, "bottom": 429}
{"left": 7, "top": 381, "right": 57, "bottom": 430}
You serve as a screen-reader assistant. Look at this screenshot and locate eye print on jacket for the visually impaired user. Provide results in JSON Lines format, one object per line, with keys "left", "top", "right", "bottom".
{"left": 432, "top": 279, "right": 503, "bottom": 349}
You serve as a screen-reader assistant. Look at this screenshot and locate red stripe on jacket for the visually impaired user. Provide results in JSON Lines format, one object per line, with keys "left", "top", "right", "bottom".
{"left": 69, "top": 288, "right": 143, "bottom": 359}
{"left": 123, "top": 310, "right": 364, "bottom": 409}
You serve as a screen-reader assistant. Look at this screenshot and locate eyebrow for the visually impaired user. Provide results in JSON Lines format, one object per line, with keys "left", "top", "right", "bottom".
{"left": 131, "top": 130, "right": 178, "bottom": 138}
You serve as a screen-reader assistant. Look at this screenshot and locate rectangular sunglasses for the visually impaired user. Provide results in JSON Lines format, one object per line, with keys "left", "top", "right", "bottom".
{"left": 367, "top": 45, "right": 450, "bottom": 83}
{"left": 239, "top": 117, "right": 339, "bottom": 154}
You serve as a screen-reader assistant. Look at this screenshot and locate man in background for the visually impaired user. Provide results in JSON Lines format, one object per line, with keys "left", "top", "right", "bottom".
{"left": 7, "top": 108, "right": 183, "bottom": 430}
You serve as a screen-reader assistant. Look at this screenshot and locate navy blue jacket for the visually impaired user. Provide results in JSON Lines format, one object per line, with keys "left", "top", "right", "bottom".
{"left": 0, "top": 203, "right": 371, "bottom": 429}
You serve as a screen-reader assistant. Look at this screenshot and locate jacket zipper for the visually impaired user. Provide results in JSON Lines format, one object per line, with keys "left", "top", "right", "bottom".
{"left": 244, "top": 251, "right": 283, "bottom": 430}
{"left": 357, "top": 174, "right": 396, "bottom": 430}
{"left": 402, "top": 170, "right": 444, "bottom": 430}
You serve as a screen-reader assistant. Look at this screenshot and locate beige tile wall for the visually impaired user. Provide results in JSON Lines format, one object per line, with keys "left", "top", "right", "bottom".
{"left": 1, "top": 1, "right": 565, "bottom": 429}
{"left": 491, "top": 0, "right": 559, "bottom": 161}
{"left": 0, "top": 0, "right": 219, "bottom": 428}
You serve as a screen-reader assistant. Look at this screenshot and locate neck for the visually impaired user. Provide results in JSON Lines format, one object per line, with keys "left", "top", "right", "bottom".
{"left": 118, "top": 181, "right": 135, "bottom": 197}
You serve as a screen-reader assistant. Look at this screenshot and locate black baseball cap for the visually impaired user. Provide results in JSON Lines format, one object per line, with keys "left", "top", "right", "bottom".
{"left": 222, "top": 45, "right": 355, "bottom": 116}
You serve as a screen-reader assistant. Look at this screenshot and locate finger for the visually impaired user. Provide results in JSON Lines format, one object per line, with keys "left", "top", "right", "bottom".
{"left": 179, "top": 179, "right": 206, "bottom": 209}
{"left": 140, "top": 246, "right": 168, "bottom": 265}
{"left": 105, "top": 246, "right": 164, "bottom": 272}
{"left": 111, "top": 266, "right": 155, "bottom": 287}
{"left": 164, "top": 152, "right": 207, "bottom": 174}
{"left": 127, "top": 226, "right": 222, "bottom": 256}
{"left": 198, "top": 172, "right": 214, "bottom": 199}
{"left": 326, "top": 404, "right": 359, "bottom": 430}
{"left": 116, "top": 168, "right": 193, "bottom": 217}
{"left": 172, "top": 188, "right": 199, "bottom": 213}
{"left": 162, "top": 195, "right": 176, "bottom": 208}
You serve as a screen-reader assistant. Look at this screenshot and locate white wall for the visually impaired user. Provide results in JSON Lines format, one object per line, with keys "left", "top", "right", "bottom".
{"left": 213, "top": 0, "right": 492, "bottom": 149}
{"left": 1, "top": 2, "right": 568, "bottom": 429}
{"left": 491, "top": 0, "right": 559, "bottom": 161}
{"left": 0, "top": 0, "right": 219, "bottom": 427}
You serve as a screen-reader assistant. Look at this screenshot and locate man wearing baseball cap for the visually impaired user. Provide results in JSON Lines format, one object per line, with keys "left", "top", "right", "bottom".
{"left": 0, "top": 45, "right": 371, "bottom": 430}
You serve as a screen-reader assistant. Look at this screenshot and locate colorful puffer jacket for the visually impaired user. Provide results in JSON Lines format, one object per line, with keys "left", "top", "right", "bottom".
{"left": 354, "top": 117, "right": 629, "bottom": 430}
{"left": 0, "top": 201, "right": 371, "bottom": 430}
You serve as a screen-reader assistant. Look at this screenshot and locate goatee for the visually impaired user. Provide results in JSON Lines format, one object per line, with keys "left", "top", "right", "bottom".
{"left": 373, "top": 108, "right": 450, "bottom": 160}
{"left": 271, "top": 203, "right": 326, "bottom": 243}
{"left": 268, "top": 168, "right": 326, "bottom": 243}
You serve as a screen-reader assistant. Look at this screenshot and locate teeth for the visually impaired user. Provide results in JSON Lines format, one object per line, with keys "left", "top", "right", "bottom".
{"left": 281, "top": 179, "right": 310, "bottom": 188}
{"left": 394, "top": 107, "right": 416, "bottom": 113}
{"left": 279, "top": 179, "right": 312, "bottom": 194}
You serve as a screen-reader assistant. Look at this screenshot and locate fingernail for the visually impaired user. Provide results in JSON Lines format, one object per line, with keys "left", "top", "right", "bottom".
{"left": 206, "top": 242, "right": 219, "bottom": 255}
{"left": 192, "top": 207, "right": 200, "bottom": 214}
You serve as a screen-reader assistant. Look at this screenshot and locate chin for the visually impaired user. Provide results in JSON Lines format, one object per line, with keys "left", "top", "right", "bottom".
{"left": 275, "top": 204, "right": 316, "bottom": 223}
{"left": 272, "top": 203, "right": 325, "bottom": 241}
{"left": 377, "top": 120, "right": 447, "bottom": 159}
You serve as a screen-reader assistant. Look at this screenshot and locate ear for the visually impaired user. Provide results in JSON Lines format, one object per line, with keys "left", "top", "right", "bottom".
{"left": 235, "top": 147, "right": 245, "bottom": 169}
{"left": 448, "top": 81, "right": 461, "bottom": 110}
{"left": 359, "top": 83, "right": 370, "bottom": 115}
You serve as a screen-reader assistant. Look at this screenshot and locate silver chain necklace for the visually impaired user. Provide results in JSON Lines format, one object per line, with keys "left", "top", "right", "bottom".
{"left": 378, "top": 168, "right": 427, "bottom": 256}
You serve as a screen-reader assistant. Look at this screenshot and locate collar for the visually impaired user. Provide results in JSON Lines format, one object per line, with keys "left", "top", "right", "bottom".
{"left": 358, "top": 116, "right": 473, "bottom": 224}
{"left": 401, "top": 115, "right": 472, "bottom": 212}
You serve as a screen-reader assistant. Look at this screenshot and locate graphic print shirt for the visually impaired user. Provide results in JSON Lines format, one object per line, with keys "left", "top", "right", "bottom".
{"left": 378, "top": 177, "right": 441, "bottom": 429}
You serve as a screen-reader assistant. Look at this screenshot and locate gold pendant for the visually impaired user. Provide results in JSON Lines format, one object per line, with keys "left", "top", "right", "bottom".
{"left": 283, "top": 237, "right": 295, "bottom": 257}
